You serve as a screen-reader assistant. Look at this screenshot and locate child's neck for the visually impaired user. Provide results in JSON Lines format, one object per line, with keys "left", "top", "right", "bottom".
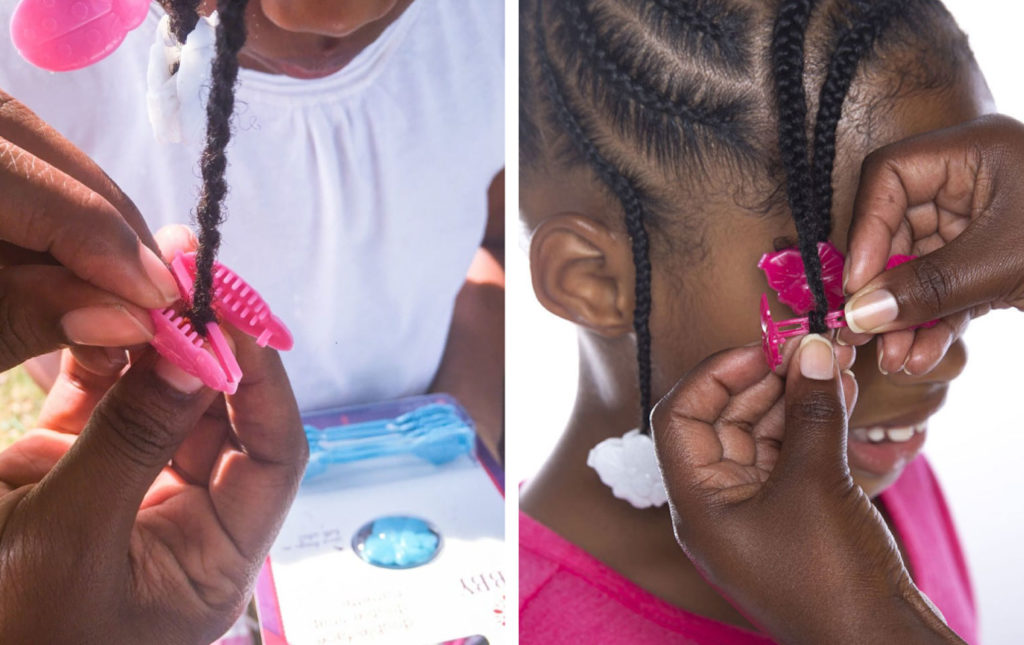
{"left": 520, "top": 334, "right": 758, "bottom": 631}
{"left": 231, "top": 0, "right": 416, "bottom": 79}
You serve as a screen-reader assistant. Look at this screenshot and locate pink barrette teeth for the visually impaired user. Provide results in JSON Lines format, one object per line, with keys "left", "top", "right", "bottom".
{"left": 11, "top": 0, "right": 150, "bottom": 72}
{"left": 760, "top": 294, "right": 847, "bottom": 368}
{"left": 147, "top": 250, "right": 291, "bottom": 394}
{"left": 174, "top": 252, "right": 294, "bottom": 351}
{"left": 758, "top": 241, "right": 846, "bottom": 314}
{"left": 150, "top": 307, "right": 235, "bottom": 393}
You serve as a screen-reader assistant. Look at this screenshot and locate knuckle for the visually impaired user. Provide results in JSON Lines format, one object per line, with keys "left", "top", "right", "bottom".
{"left": 0, "top": 284, "right": 43, "bottom": 370}
{"left": 91, "top": 396, "right": 180, "bottom": 467}
{"left": 907, "top": 256, "right": 955, "bottom": 313}
{"left": 787, "top": 388, "right": 844, "bottom": 427}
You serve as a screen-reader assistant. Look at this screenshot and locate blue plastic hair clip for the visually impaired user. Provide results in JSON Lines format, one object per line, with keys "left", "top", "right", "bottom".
{"left": 303, "top": 403, "right": 475, "bottom": 480}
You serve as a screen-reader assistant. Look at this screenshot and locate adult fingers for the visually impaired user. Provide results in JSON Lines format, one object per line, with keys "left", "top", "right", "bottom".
{"left": 653, "top": 347, "right": 774, "bottom": 495}
{"left": 772, "top": 335, "right": 850, "bottom": 486}
{"left": 844, "top": 218, "right": 1022, "bottom": 333}
{"left": 0, "top": 92, "right": 158, "bottom": 250}
{"left": 0, "top": 265, "right": 154, "bottom": 372}
{"left": 155, "top": 224, "right": 199, "bottom": 260}
{"left": 0, "top": 137, "right": 178, "bottom": 309}
{"left": 0, "top": 429, "right": 76, "bottom": 488}
{"left": 36, "top": 349, "right": 122, "bottom": 435}
{"left": 29, "top": 350, "right": 218, "bottom": 549}
{"left": 208, "top": 334, "right": 307, "bottom": 559}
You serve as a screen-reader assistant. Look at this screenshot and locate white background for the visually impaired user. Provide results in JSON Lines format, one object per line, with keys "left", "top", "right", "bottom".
{"left": 506, "top": 2, "right": 1024, "bottom": 643}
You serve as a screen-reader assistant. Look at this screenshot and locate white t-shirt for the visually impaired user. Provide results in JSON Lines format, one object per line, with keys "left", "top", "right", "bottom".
{"left": 0, "top": 0, "right": 504, "bottom": 412}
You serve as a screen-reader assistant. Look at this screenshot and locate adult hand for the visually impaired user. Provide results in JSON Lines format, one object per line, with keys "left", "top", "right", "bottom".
{"left": 652, "top": 338, "right": 961, "bottom": 644}
{"left": 0, "top": 90, "right": 179, "bottom": 373}
{"left": 0, "top": 224, "right": 307, "bottom": 643}
{"left": 841, "top": 114, "right": 1024, "bottom": 374}
{"left": 0, "top": 335, "right": 306, "bottom": 643}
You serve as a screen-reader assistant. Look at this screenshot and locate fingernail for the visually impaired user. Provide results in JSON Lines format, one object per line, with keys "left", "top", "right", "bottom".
{"left": 154, "top": 357, "right": 204, "bottom": 393}
{"left": 140, "top": 244, "right": 181, "bottom": 306}
{"left": 836, "top": 334, "right": 850, "bottom": 346}
{"left": 845, "top": 289, "right": 898, "bottom": 333}
{"left": 103, "top": 347, "right": 129, "bottom": 370}
{"left": 842, "top": 369, "right": 856, "bottom": 380}
{"left": 877, "top": 337, "right": 889, "bottom": 375}
{"left": 62, "top": 305, "right": 153, "bottom": 346}
{"left": 799, "top": 334, "right": 834, "bottom": 380}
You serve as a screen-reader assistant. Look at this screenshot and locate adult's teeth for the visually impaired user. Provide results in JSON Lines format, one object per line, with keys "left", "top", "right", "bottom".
{"left": 886, "top": 426, "right": 915, "bottom": 442}
{"left": 867, "top": 428, "right": 886, "bottom": 443}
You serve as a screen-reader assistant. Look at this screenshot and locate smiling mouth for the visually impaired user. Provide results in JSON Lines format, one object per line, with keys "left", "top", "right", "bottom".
{"left": 850, "top": 421, "right": 926, "bottom": 443}
{"left": 845, "top": 390, "right": 947, "bottom": 476}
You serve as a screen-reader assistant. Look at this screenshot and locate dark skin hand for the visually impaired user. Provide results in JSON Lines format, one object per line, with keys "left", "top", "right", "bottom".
{"left": 650, "top": 116, "right": 1024, "bottom": 643}
{"left": 840, "top": 114, "right": 1024, "bottom": 373}
{"left": 0, "top": 229, "right": 308, "bottom": 643}
{"left": 652, "top": 339, "right": 961, "bottom": 645}
{"left": 0, "top": 91, "right": 181, "bottom": 374}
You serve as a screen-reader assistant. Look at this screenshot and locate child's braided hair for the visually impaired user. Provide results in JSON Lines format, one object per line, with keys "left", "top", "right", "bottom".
{"left": 522, "top": 0, "right": 972, "bottom": 432}
{"left": 161, "top": 0, "right": 250, "bottom": 334}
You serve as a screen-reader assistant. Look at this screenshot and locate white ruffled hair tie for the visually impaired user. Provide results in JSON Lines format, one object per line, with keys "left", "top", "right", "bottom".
{"left": 587, "top": 429, "right": 668, "bottom": 509}
{"left": 146, "top": 12, "right": 219, "bottom": 147}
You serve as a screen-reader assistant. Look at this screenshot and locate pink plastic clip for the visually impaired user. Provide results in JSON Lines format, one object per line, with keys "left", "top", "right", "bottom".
{"left": 10, "top": 0, "right": 149, "bottom": 72}
{"left": 760, "top": 294, "right": 846, "bottom": 369}
{"left": 758, "top": 241, "right": 846, "bottom": 314}
{"left": 173, "top": 252, "right": 294, "bottom": 351}
{"left": 147, "top": 251, "right": 292, "bottom": 394}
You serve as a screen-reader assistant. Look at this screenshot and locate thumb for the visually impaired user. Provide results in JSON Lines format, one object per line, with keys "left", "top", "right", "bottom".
{"left": 29, "top": 350, "right": 218, "bottom": 549}
{"left": 844, "top": 220, "right": 1022, "bottom": 333}
{"left": 772, "top": 335, "right": 851, "bottom": 486}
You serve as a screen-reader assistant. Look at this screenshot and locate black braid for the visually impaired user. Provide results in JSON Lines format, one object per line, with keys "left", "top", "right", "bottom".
{"left": 809, "top": 0, "right": 906, "bottom": 243}
{"left": 771, "top": 0, "right": 830, "bottom": 333}
{"left": 534, "top": 3, "right": 654, "bottom": 432}
{"left": 162, "top": 0, "right": 201, "bottom": 44}
{"left": 628, "top": 0, "right": 751, "bottom": 70}
{"left": 557, "top": 1, "right": 749, "bottom": 154}
{"left": 186, "top": 0, "right": 250, "bottom": 333}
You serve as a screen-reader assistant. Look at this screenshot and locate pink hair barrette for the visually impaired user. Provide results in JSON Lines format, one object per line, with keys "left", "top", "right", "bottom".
{"left": 758, "top": 248, "right": 939, "bottom": 367}
{"left": 149, "top": 251, "right": 293, "bottom": 394}
{"left": 10, "top": 0, "right": 149, "bottom": 72}
{"left": 760, "top": 294, "right": 847, "bottom": 369}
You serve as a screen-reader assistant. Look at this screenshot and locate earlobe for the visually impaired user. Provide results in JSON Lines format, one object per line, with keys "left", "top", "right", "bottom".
{"left": 529, "top": 213, "right": 635, "bottom": 337}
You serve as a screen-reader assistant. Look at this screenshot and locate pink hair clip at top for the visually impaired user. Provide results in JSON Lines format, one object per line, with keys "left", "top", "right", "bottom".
{"left": 149, "top": 251, "right": 293, "bottom": 394}
{"left": 10, "top": 0, "right": 150, "bottom": 72}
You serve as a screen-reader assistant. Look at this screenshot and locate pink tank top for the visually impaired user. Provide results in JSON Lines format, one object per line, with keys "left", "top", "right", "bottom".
{"left": 520, "top": 456, "right": 977, "bottom": 643}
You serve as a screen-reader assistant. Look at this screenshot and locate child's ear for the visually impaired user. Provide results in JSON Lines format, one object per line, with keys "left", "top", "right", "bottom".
{"left": 529, "top": 213, "right": 635, "bottom": 336}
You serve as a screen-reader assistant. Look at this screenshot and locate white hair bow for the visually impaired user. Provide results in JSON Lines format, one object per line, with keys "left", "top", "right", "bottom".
{"left": 146, "top": 13, "right": 219, "bottom": 147}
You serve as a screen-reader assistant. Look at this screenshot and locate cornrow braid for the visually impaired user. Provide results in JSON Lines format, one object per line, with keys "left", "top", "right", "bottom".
{"left": 532, "top": 2, "right": 655, "bottom": 432}
{"left": 188, "top": 0, "right": 250, "bottom": 333}
{"left": 808, "top": 0, "right": 909, "bottom": 243}
{"left": 771, "top": 0, "right": 830, "bottom": 333}
{"left": 628, "top": 0, "right": 752, "bottom": 71}
{"left": 555, "top": 0, "right": 754, "bottom": 166}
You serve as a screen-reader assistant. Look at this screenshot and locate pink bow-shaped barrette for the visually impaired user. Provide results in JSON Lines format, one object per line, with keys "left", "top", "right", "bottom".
{"left": 149, "top": 251, "right": 293, "bottom": 394}
{"left": 758, "top": 245, "right": 936, "bottom": 368}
